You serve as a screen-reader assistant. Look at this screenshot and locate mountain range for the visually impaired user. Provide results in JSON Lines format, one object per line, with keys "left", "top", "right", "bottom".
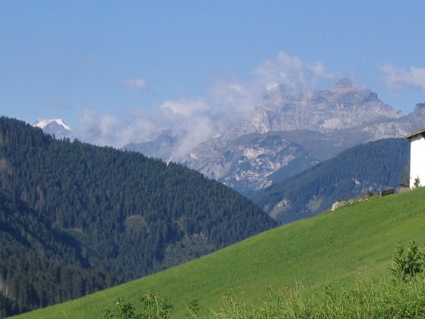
{"left": 123, "top": 79, "right": 425, "bottom": 195}
{"left": 33, "top": 79, "right": 425, "bottom": 197}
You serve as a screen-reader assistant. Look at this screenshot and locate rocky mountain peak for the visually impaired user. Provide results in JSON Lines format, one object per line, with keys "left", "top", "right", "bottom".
{"left": 331, "top": 78, "right": 357, "bottom": 92}
{"left": 32, "top": 119, "right": 72, "bottom": 139}
{"left": 414, "top": 103, "right": 425, "bottom": 113}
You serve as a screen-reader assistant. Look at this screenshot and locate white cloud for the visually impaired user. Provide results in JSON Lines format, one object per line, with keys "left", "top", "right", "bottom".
{"left": 207, "top": 76, "right": 260, "bottom": 122}
{"left": 77, "top": 51, "right": 336, "bottom": 157}
{"left": 381, "top": 64, "right": 425, "bottom": 91}
{"left": 253, "top": 51, "right": 336, "bottom": 93}
{"left": 160, "top": 97, "right": 209, "bottom": 117}
{"left": 124, "top": 78, "right": 149, "bottom": 91}
{"left": 76, "top": 108, "right": 156, "bottom": 148}
{"left": 206, "top": 51, "right": 337, "bottom": 123}
{"left": 172, "top": 117, "right": 216, "bottom": 160}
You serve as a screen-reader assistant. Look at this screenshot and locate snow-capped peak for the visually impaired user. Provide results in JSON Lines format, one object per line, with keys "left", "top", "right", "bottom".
{"left": 33, "top": 119, "right": 71, "bottom": 131}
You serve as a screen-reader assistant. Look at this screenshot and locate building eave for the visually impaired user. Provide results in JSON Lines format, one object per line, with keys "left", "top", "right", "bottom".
{"left": 405, "top": 128, "right": 425, "bottom": 140}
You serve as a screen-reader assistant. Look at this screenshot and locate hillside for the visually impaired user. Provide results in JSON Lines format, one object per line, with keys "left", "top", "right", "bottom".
{"left": 0, "top": 191, "right": 114, "bottom": 317}
{"left": 251, "top": 138, "right": 410, "bottom": 224}
{"left": 0, "top": 117, "right": 276, "bottom": 318}
{"left": 11, "top": 187, "right": 425, "bottom": 319}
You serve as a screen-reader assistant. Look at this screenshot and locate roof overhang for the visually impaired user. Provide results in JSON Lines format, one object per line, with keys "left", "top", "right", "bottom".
{"left": 405, "top": 128, "right": 425, "bottom": 140}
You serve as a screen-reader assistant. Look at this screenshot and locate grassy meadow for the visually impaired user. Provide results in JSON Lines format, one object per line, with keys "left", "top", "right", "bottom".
{"left": 10, "top": 187, "right": 425, "bottom": 319}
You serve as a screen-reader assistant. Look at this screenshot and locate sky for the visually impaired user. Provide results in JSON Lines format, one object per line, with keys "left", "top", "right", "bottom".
{"left": 1, "top": 1, "right": 425, "bottom": 148}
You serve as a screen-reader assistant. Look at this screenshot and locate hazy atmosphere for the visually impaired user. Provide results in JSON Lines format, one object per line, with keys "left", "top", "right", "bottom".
{"left": 1, "top": 1, "right": 425, "bottom": 147}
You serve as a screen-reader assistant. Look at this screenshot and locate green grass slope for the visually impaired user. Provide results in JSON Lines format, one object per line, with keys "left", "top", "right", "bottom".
{"left": 11, "top": 187, "right": 425, "bottom": 319}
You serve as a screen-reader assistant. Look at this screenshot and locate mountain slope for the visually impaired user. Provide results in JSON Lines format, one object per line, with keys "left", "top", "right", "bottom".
{"left": 0, "top": 116, "right": 276, "bottom": 317}
{"left": 251, "top": 138, "right": 410, "bottom": 224}
{"left": 0, "top": 191, "right": 113, "bottom": 318}
{"left": 124, "top": 79, "right": 425, "bottom": 195}
{"left": 12, "top": 187, "right": 425, "bottom": 319}
{"left": 183, "top": 131, "right": 319, "bottom": 196}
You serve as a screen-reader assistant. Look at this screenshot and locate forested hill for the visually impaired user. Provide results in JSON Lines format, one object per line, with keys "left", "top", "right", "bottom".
{"left": 0, "top": 191, "right": 114, "bottom": 317}
{"left": 251, "top": 138, "right": 410, "bottom": 224}
{"left": 0, "top": 117, "right": 277, "bottom": 318}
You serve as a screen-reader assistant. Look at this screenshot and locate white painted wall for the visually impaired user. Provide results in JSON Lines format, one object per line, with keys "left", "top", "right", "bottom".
{"left": 410, "top": 134, "right": 425, "bottom": 188}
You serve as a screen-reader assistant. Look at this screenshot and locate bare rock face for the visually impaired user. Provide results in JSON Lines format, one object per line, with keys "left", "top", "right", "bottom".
{"left": 250, "top": 78, "right": 402, "bottom": 133}
{"left": 123, "top": 79, "right": 425, "bottom": 195}
{"left": 183, "top": 132, "right": 317, "bottom": 195}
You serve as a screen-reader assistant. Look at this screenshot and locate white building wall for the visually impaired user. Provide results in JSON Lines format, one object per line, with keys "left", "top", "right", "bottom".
{"left": 410, "top": 134, "right": 425, "bottom": 188}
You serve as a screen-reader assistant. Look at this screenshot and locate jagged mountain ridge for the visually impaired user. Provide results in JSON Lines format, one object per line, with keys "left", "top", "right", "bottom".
{"left": 248, "top": 78, "right": 402, "bottom": 133}
{"left": 124, "top": 79, "right": 425, "bottom": 195}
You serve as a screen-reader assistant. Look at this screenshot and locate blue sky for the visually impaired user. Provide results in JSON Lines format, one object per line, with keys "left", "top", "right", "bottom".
{"left": 1, "top": 1, "right": 425, "bottom": 147}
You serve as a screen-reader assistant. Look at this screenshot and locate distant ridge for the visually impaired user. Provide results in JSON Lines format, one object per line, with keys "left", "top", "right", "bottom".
{"left": 32, "top": 118, "right": 72, "bottom": 139}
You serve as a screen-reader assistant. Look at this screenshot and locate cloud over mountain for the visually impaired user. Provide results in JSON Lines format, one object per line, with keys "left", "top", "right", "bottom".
{"left": 253, "top": 51, "right": 337, "bottom": 93}
{"left": 76, "top": 51, "right": 338, "bottom": 151}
